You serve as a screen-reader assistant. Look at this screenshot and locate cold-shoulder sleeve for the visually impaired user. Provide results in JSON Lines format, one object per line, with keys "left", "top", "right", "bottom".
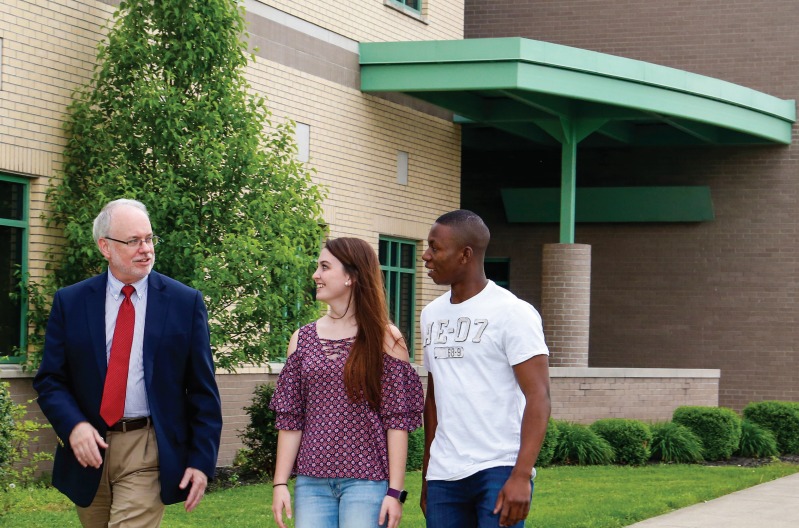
{"left": 269, "top": 351, "right": 305, "bottom": 430}
{"left": 380, "top": 357, "right": 424, "bottom": 431}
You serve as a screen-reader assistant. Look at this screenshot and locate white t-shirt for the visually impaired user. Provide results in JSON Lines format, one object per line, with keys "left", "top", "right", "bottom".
{"left": 422, "top": 280, "right": 549, "bottom": 481}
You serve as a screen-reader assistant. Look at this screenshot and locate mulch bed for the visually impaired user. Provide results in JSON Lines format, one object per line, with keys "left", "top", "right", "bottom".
{"left": 702, "top": 454, "right": 799, "bottom": 467}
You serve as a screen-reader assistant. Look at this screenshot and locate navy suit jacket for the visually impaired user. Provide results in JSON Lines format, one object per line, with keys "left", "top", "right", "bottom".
{"left": 33, "top": 271, "right": 223, "bottom": 507}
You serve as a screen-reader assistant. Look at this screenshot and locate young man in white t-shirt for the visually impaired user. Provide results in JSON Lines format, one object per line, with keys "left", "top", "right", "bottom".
{"left": 420, "top": 210, "right": 551, "bottom": 528}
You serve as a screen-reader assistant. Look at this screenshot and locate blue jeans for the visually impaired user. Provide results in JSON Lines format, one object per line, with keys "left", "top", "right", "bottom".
{"left": 426, "top": 466, "right": 533, "bottom": 528}
{"left": 294, "top": 475, "right": 388, "bottom": 528}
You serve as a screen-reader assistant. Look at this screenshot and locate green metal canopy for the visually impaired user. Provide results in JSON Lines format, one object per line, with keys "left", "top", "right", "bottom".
{"left": 359, "top": 38, "right": 796, "bottom": 241}
{"left": 360, "top": 37, "right": 795, "bottom": 146}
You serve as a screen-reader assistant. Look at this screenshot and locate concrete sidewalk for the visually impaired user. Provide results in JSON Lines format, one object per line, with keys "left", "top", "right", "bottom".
{"left": 626, "top": 471, "right": 799, "bottom": 527}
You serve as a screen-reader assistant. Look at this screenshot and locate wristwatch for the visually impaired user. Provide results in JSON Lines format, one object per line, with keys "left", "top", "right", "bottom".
{"left": 386, "top": 487, "right": 408, "bottom": 504}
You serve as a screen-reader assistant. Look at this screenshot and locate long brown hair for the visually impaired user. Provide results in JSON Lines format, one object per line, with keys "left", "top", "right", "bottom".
{"left": 324, "top": 237, "right": 390, "bottom": 410}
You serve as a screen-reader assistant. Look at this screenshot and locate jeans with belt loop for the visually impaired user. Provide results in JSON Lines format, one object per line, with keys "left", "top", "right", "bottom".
{"left": 294, "top": 475, "right": 388, "bottom": 528}
{"left": 426, "top": 465, "right": 534, "bottom": 528}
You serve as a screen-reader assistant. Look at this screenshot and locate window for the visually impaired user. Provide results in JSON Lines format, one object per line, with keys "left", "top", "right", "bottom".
{"left": 379, "top": 237, "right": 416, "bottom": 358}
{"left": 485, "top": 258, "right": 510, "bottom": 289}
{"left": 385, "top": 0, "right": 423, "bottom": 17}
{"left": 0, "top": 174, "right": 29, "bottom": 362}
{"left": 396, "top": 151, "right": 409, "bottom": 185}
{"left": 395, "top": 0, "right": 421, "bottom": 12}
{"left": 295, "top": 122, "right": 310, "bottom": 163}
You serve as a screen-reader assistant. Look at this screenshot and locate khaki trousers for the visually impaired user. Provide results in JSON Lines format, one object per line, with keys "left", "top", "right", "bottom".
{"left": 77, "top": 424, "right": 165, "bottom": 528}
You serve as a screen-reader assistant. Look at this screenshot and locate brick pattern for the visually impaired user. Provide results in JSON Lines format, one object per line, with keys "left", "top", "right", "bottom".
{"left": 462, "top": 0, "right": 799, "bottom": 412}
{"left": 216, "top": 370, "right": 280, "bottom": 466}
{"left": 0, "top": 0, "right": 115, "bottom": 280}
{"left": 551, "top": 372, "right": 720, "bottom": 424}
{"left": 465, "top": 0, "right": 796, "bottom": 98}
{"left": 1, "top": 0, "right": 463, "bottom": 356}
{"left": 1, "top": 0, "right": 463, "bottom": 470}
{"left": 259, "top": 0, "right": 464, "bottom": 43}
{"left": 542, "top": 244, "right": 591, "bottom": 367}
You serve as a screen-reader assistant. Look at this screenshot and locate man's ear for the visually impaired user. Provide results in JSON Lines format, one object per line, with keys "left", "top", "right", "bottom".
{"left": 461, "top": 246, "right": 473, "bottom": 264}
{"left": 98, "top": 239, "right": 112, "bottom": 260}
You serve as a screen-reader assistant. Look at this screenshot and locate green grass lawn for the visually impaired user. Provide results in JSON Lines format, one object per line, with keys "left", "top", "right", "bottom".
{"left": 2, "top": 463, "right": 797, "bottom": 527}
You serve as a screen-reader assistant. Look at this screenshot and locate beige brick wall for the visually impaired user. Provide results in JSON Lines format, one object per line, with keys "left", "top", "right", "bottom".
{"left": 245, "top": 57, "right": 460, "bottom": 354}
{"left": 551, "top": 368, "right": 720, "bottom": 424}
{"left": 542, "top": 244, "right": 591, "bottom": 367}
{"left": 0, "top": 0, "right": 115, "bottom": 280}
{"left": 1, "top": 0, "right": 460, "bottom": 470}
{"left": 216, "top": 368, "right": 281, "bottom": 467}
{"left": 1, "top": 0, "right": 461, "bottom": 341}
{"left": 256, "top": 0, "right": 464, "bottom": 43}
{"left": 251, "top": 60, "right": 461, "bottom": 238}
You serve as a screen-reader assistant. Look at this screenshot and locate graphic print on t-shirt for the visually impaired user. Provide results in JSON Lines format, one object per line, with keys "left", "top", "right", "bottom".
{"left": 424, "top": 317, "right": 488, "bottom": 360}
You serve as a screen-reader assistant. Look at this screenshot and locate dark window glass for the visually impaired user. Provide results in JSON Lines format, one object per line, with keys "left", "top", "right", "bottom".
{"left": 0, "top": 179, "right": 25, "bottom": 357}
{"left": 0, "top": 181, "right": 23, "bottom": 220}
{"left": 379, "top": 237, "right": 416, "bottom": 358}
{"left": 485, "top": 258, "right": 510, "bottom": 289}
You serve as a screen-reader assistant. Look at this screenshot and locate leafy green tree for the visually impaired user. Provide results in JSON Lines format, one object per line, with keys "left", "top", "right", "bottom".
{"left": 27, "top": 0, "right": 326, "bottom": 369}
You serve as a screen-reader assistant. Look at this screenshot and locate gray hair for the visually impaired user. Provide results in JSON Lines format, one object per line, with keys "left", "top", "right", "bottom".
{"left": 92, "top": 199, "right": 150, "bottom": 243}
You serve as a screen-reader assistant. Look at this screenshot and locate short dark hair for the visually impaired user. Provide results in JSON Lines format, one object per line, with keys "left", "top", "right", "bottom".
{"left": 434, "top": 209, "right": 490, "bottom": 252}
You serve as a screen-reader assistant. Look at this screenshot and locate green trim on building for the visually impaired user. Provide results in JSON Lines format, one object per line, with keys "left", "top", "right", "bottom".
{"left": 378, "top": 236, "right": 416, "bottom": 359}
{"left": 360, "top": 37, "right": 795, "bottom": 146}
{"left": 501, "top": 186, "right": 714, "bottom": 223}
{"left": 0, "top": 173, "right": 30, "bottom": 363}
{"left": 361, "top": 37, "right": 788, "bottom": 242}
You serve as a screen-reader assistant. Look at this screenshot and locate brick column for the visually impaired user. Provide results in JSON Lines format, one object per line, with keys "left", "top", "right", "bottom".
{"left": 541, "top": 243, "right": 591, "bottom": 367}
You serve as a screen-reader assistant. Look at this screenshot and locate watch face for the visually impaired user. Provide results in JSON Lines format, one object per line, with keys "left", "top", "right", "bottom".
{"left": 398, "top": 489, "right": 408, "bottom": 503}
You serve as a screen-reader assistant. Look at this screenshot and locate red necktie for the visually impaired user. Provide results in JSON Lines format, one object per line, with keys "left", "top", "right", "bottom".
{"left": 100, "top": 285, "right": 136, "bottom": 427}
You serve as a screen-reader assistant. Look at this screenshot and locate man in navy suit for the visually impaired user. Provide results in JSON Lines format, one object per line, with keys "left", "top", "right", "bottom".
{"left": 34, "top": 198, "right": 223, "bottom": 527}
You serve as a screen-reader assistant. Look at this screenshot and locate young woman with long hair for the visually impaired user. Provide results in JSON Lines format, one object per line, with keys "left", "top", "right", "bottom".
{"left": 270, "top": 237, "right": 424, "bottom": 528}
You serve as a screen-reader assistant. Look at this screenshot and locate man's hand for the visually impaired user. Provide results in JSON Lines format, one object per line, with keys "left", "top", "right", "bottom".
{"left": 179, "top": 467, "right": 208, "bottom": 512}
{"left": 379, "top": 495, "right": 403, "bottom": 528}
{"left": 69, "top": 421, "right": 108, "bottom": 468}
{"left": 493, "top": 472, "right": 532, "bottom": 527}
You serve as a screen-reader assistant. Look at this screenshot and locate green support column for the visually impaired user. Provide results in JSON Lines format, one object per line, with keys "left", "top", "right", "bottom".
{"left": 559, "top": 129, "right": 578, "bottom": 243}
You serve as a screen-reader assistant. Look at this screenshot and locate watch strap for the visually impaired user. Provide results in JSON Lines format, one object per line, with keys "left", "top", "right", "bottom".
{"left": 386, "top": 487, "right": 407, "bottom": 504}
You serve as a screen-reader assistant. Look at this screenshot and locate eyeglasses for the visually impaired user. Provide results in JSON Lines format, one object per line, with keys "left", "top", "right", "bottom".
{"left": 104, "top": 236, "right": 160, "bottom": 247}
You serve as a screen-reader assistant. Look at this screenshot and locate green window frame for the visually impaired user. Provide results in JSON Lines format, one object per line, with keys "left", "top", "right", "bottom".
{"left": 0, "top": 173, "right": 30, "bottom": 363}
{"left": 387, "top": 0, "right": 422, "bottom": 14}
{"left": 379, "top": 236, "right": 416, "bottom": 359}
{"left": 485, "top": 257, "right": 510, "bottom": 289}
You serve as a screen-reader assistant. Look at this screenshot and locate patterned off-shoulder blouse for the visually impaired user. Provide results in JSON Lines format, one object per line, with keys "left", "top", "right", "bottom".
{"left": 270, "top": 322, "right": 424, "bottom": 481}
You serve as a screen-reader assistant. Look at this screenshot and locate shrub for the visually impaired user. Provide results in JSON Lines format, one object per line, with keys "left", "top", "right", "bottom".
{"left": 672, "top": 406, "right": 741, "bottom": 461}
{"left": 0, "top": 385, "right": 15, "bottom": 474}
{"left": 552, "top": 421, "right": 614, "bottom": 465}
{"left": 736, "top": 419, "right": 779, "bottom": 458}
{"left": 590, "top": 419, "right": 652, "bottom": 466}
{"left": 743, "top": 400, "right": 799, "bottom": 455}
{"left": 649, "top": 421, "right": 704, "bottom": 463}
{"left": 536, "top": 419, "right": 560, "bottom": 467}
{"left": 0, "top": 382, "right": 53, "bottom": 488}
{"left": 406, "top": 427, "right": 424, "bottom": 471}
{"left": 237, "top": 383, "right": 279, "bottom": 480}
